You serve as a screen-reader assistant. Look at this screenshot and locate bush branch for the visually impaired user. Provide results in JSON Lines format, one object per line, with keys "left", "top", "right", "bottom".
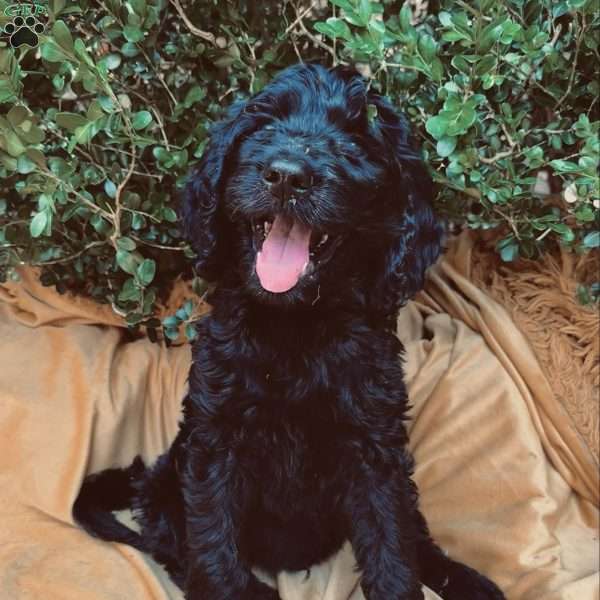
{"left": 170, "top": 0, "right": 217, "bottom": 46}
{"left": 31, "top": 241, "right": 107, "bottom": 266}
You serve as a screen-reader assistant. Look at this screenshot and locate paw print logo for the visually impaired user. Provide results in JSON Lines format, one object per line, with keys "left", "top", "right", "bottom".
{"left": 3, "top": 15, "right": 45, "bottom": 48}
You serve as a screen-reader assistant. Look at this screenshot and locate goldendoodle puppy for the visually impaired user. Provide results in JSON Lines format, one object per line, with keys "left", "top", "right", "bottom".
{"left": 74, "top": 63, "right": 505, "bottom": 600}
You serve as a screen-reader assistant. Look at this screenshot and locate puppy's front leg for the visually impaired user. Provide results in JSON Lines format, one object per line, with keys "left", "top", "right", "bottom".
{"left": 183, "top": 450, "right": 278, "bottom": 600}
{"left": 344, "top": 468, "right": 424, "bottom": 600}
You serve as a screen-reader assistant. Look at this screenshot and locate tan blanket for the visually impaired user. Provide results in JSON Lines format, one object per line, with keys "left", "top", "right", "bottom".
{"left": 0, "top": 233, "right": 597, "bottom": 600}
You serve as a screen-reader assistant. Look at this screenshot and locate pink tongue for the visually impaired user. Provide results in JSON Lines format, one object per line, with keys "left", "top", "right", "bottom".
{"left": 256, "top": 215, "right": 312, "bottom": 293}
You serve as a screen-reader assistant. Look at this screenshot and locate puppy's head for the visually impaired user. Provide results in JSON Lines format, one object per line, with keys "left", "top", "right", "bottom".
{"left": 181, "top": 64, "right": 442, "bottom": 315}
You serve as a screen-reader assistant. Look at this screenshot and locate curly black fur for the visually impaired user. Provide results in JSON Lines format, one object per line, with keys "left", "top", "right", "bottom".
{"left": 74, "top": 64, "right": 504, "bottom": 600}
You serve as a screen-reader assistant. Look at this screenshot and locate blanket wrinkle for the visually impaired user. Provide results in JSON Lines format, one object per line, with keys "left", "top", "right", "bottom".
{"left": 0, "top": 232, "right": 597, "bottom": 600}
{"left": 416, "top": 235, "right": 598, "bottom": 505}
{"left": 468, "top": 235, "right": 599, "bottom": 465}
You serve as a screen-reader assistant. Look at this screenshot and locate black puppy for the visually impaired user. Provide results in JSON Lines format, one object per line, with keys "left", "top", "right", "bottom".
{"left": 74, "top": 64, "right": 504, "bottom": 600}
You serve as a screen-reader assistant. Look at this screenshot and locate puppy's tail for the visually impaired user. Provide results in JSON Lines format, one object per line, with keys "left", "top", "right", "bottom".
{"left": 415, "top": 512, "right": 505, "bottom": 599}
{"left": 73, "top": 456, "right": 147, "bottom": 553}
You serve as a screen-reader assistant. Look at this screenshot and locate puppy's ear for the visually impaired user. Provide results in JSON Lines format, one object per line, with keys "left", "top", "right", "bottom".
{"left": 368, "top": 94, "right": 444, "bottom": 314}
{"left": 180, "top": 101, "right": 251, "bottom": 280}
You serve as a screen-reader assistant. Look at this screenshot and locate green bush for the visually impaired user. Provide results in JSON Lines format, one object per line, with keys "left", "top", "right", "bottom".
{"left": 0, "top": 0, "right": 598, "bottom": 339}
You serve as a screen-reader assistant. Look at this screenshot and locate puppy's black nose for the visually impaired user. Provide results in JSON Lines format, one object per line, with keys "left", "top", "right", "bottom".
{"left": 263, "top": 159, "right": 311, "bottom": 203}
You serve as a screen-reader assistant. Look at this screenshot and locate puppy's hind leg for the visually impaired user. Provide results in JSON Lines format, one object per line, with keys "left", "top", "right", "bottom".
{"left": 414, "top": 511, "right": 505, "bottom": 600}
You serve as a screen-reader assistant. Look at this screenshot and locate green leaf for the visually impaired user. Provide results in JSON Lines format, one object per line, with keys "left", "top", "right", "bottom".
{"left": 329, "top": 0, "right": 354, "bottom": 9}
{"left": 136, "top": 258, "right": 156, "bottom": 286}
{"left": 438, "top": 11, "right": 452, "bottom": 27}
{"left": 56, "top": 112, "right": 88, "bottom": 131}
{"left": 132, "top": 110, "right": 153, "bottom": 130}
{"left": 7, "top": 106, "right": 28, "bottom": 127}
{"left": 53, "top": 20, "right": 74, "bottom": 52}
{"left": 121, "top": 42, "right": 140, "bottom": 57}
{"left": 25, "top": 148, "right": 46, "bottom": 168}
{"left": 40, "top": 39, "right": 72, "bottom": 63}
{"left": 116, "top": 236, "right": 136, "bottom": 251}
{"left": 417, "top": 34, "right": 437, "bottom": 63}
{"left": 183, "top": 299, "right": 194, "bottom": 318}
{"left": 153, "top": 146, "right": 169, "bottom": 162}
{"left": 549, "top": 160, "right": 580, "bottom": 173}
{"left": 583, "top": 231, "right": 600, "bottom": 248}
{"left": 437, "top": 136, "right": 457, "bottom": 157}
{"left": 52, "top": 73, "right": 65, "bottom": 92}
{"left": 314, "top": 18, "right": 352, "bottom": 41}
{"left": 87, "top": 100, "right": 104, "bottom": 121}
{"left": 1, "top": 131, "right": 27, "bottom": 157}
{"left": 430, "top": 58, "right": 444, "bottom": 82}
{"left": 357, "top": 0, "right": 373, "bottom": 24}
{"left": 478, "top": 23, "right": 503, "bottom": 53}
{"left": 164, "top": 327, "right": 180, "bottom": 341}
{"left": 162, "top": 315, "right": 179, "bottom": 328}
{"left": 368, "top": 19, "right": 386, "bottom": 39}
{"left": 48, "top": 157, "right": 71, "bottom": 177}
{"left": 30, "top": 211, "right": 48, "bottom": 238}
{"left": 118, "top": 278, "right": 141, "bottom": 302}
{"left": 575, "top": 205, "right": 595, "bottom": 222}
{"left": 399, "top": 4, "right": 412, "bottom": 32}
{"left": 185, "top": 323, "right": 198, "bottom": 341}
{"left": 49, "top": 0, "right": 67, "bottom": 17}
{"left": 73, "top": 121, "right": 102, "bottom": 147}
{"left": 18, "top": 121, "right": 44, "bottom": 145}
{"left": 17, "top": 155, "right": 37, "bottom": 174}
{"left": 130, "top": 0, "right": 147, "bottom": 16}
{"left": 497, "top": 237, "right": 519, "bottom": 262}
{"left": 103, "top": 53, "right": 122, "bottom": 70}
{"left": 116, "top": 249, "right": 142, "bottom": 275}
{"left": 184, "top": 85, "right": 206, "bottom": 107}
{"left": 192, "top": 278, "right": 209, "bottom": 297}
{"left": 425, "top": 115, "right": 448, "bottom": 140}
{"left": 475, "top": 55, "right": 497, "bottom": 77}
{"left": 90, "top": 214, "right": 111, "bottom": 235}
{"left": 131, "top": 213, "right": 147, "bottom": 230}
{"left": 551, "top": 223, "right": 575, "bottom": 242}
{"left": 444, "top": 105, "right": 477, "bottom": 136}
{"left": 123, "top": 25, "right": 144, "bottom": 42}
{"left": 451, "top": 55, "right": 471, "bottom": 74}
{"left": 162, "top": 207, "right": 178, "bottom": 222}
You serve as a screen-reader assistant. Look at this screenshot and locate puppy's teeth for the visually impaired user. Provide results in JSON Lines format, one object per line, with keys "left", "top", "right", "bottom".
{"left": 301, "top": 261, "right": 314, "bottom": 276}
{"left": 316, "top": 233, "right": 329, "bottom": 247}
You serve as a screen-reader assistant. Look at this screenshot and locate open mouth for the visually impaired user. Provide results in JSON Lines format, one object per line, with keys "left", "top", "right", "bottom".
{"left": 251, "top": 214, "right": 342, "bottom": 293}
